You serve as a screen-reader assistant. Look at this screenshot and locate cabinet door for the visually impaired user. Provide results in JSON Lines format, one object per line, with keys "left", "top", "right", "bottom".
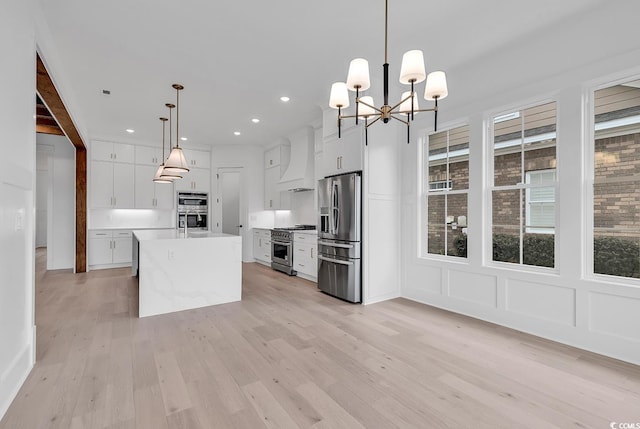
{"left": 155, "top": 180, "right": 175, "bottom": 209}
{"left": 253, "top": 234, "right": 263, "bottom": 262}
{"left": 91, "top": 141, "right": 114, "bottom": 162}
{"left": 264, "top": 167, "right": 280, "bottom": 209}
{"left": 91, "top": 161, "right": 114, "bottom": 208}
{"left": 339, "top": 127, "right": 364, "bottom": 174}
{"left": 89, "top": 237, "right": 113, "bottom": 265}
{"left": 113, "top": 163, "right": 135, "bottom": 208}
{"left": 134, "top": 165, "right": 156, "bottom": 209}
{"left": 135, "top": 146, "right": 162, "bottom": 166}
{"left": 190, "top": 168, "right": 210, "bottom": 192}
{"left": 265, "top": 146, "right": 281, "bottom": 168}
{"left": 112, "top": 237, "right": 132, "bottom": 264}
{"left": 112, "top": 143, "right": 134, "bottom": 163}
{"left": 262, "top": 237, "right": 272, "bottom": 261}
{"left": 184, "top": 149, "right": 210, "bottom": 169}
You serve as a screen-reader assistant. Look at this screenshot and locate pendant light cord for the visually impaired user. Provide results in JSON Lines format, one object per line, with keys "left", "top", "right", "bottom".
{"left": 176, "top": 87, "right": 180, "bottom": 148}
{"left": 384, "top": 0, "right": 388, "bottom": 64}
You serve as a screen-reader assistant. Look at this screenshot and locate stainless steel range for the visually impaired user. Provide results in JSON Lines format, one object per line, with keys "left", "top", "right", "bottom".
{"left": 271, "top": 225, "right": 316, "bottom": 275}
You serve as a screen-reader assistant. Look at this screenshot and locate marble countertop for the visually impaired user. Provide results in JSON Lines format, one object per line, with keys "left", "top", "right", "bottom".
{"left": 133, "top": 229, "right": 238, "bottom": 241}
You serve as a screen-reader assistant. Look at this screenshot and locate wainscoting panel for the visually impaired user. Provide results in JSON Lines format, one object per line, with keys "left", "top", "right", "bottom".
{"left": 506, "top": 279, "right": 576, "bottom": 326}
{"left": 448, "top": 270, "right": 497, "bottom": 308}
{"left": 589, "top": 292, "right": 640, "bottom": 342}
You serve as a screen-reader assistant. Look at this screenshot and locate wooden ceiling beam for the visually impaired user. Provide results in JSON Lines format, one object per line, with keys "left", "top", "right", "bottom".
{"left": 36, "top": 53, "right": 87, "bottom": 273}
{"left": 36, "top": 124, "right": 65, "bottom": 136}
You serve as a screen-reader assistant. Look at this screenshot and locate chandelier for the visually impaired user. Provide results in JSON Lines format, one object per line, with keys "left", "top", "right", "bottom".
{"left": 328, "top": 0, "right": 448, "bottom": 143}
{"left": 163, "top": 84, "right": 190, "bottom": 174}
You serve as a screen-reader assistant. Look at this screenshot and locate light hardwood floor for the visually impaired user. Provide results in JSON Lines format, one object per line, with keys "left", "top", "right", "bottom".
{"left": 1, "top": 248, "right": 639, "bottom": 428}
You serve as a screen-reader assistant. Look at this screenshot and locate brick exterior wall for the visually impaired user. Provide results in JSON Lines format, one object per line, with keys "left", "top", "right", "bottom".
{"left": 594, "top": 132, "right": 640, "bottom": 239}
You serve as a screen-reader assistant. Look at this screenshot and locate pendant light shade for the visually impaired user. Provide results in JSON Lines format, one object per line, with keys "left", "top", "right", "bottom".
{"left": 399, "top": 50, "right": 426, "bottom": 84}
{"left": 153, "top": 116, "right": 178, "bottom": 183}
{"left": 399, "top": 91, "right": 419, "bottom": 115}
{"left": 160, "top": 106, "right": 182, "bottom": 181}
{"left": 329, "top": 82, "right": 350, "bottom": 109}
{"left": 346, "top": 58, "right": 371, "bottom": 91}
{"left": 424, "top": 71, "right": 448, "bottom": 100}
{"left": 358, "top": 96, "right": 376, "bottom": 117}
{"left": 163, "top": 84, "right": 190, "bottom": 174}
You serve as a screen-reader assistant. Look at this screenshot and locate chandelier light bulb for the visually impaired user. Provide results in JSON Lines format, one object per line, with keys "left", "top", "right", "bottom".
{"left": 329, "top": 82, "right": 350, "bottom": 109}
{"left": 399, "top": 50, "right": 426, "bottom": 84}
{"left": 346, "top": 58, "right": 371, "bottom": 91}
{"left": 425, "top": 71, "right": 448, "bottom": 100}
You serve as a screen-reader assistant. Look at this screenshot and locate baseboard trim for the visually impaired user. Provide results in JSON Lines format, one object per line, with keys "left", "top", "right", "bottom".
{"left": 0, "top": 337, "right": 35, "bottom": 421}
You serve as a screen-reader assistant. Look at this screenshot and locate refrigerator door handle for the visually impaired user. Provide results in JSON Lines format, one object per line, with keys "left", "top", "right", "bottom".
{"left": 318, "top": 255, "right": 353, "bottom": 266}
{"left": 332, "top": 181, "right": 340, "bottom": 234}
{"left": 318, "top": 240, "right": 354, "bottom": 249}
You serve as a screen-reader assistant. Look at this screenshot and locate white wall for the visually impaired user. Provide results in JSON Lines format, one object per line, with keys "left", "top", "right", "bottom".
{"left": 211, "top": 145, "right": 265, "bottom": 261}
{"left": 37, "top": 134, "right": 75, "bottom": 270}
{"left": 35, "top": 147, "right": 50, "bottom": 247}
{"left": 0, "top": 0, "right": 36, "bottom": 419}
{"left": 400, "top": 2, "right": 640, "bottom": 365}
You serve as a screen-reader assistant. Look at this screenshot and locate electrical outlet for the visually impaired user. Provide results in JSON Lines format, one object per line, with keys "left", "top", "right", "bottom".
{"left": 168, "top": 250, "right": 174, "bottom": 260}
{"left": 15, "top": 210, "right": 24, "bottom": 232}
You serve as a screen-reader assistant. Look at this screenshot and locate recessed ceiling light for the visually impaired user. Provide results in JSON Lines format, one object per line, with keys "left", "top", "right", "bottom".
{"left": 280, "top": 96, "right": 290, "bottom": 102}
{"left": 180, "top": 137, "right": 188, "bottom": 141}
{"left": 126, "top": 129, "right": 135, "bottom": 133}
{"left": 251, "top": 118, "right": 260, "bottom": 123}
{"left": 234, "top": 131, "right": 241, "bottom": 136}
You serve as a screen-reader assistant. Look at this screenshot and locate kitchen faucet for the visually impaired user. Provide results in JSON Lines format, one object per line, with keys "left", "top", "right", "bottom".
{"left": 183, "top": 209, "right": 202, "bottom": 236}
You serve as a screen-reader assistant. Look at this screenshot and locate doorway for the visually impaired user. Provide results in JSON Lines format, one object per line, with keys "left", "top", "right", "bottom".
{"left": 217, "top": 168, "right": 243, "bottom": 236}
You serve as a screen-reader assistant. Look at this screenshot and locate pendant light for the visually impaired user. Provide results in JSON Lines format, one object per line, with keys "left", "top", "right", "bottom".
{"left": 158, "top": 103, "right": 183, "bottom": 181}
{"left": 153, "top": 116, "right": 173, "bottom": 183}
{"left": 163, "top": 84, "right": 190, "bottom": 174}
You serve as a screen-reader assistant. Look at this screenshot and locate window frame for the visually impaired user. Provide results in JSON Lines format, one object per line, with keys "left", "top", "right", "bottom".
{"left": 486, "top": 99, "right": 559, "bottom": 271}
{"left": 586, "top": 74, "right": 640, "bottom": 285}
{"left": 420, "top": 122, "right": 470, "bottom": 261}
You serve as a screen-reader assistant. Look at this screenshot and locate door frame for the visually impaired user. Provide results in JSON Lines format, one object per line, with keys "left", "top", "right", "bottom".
{"left": 216, "top": 167, "right": 245, "bottom": 236}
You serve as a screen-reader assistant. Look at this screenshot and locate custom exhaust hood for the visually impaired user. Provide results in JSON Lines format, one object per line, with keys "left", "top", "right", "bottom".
{"left": 278, "top": 126, "right": 315, "bottom": 192}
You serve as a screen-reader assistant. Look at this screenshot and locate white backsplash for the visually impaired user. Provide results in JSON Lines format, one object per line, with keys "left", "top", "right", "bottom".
{"left": 90, "top": 209, "right": 175, "bottom": 229}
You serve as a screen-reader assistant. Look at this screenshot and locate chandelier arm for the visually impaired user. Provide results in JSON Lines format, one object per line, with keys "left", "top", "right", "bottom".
{"left": 340, "top": 112, "right": 382, "bottom": 120}
{"left": 366, "top": 116, "right": 383, "bottom": 128}
{"left": 389, "top": 114, "right": 409, "bottom": 126}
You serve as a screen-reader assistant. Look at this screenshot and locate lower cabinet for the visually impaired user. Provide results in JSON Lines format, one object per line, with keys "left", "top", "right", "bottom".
{"left": 253, "top": 228, "right": 272, "bottom": 265}
{"left": 89, "top": 230, "right": 133, "bottom": 268}
{"left": 293, "top": 232, "right": 317, "bottom": 281}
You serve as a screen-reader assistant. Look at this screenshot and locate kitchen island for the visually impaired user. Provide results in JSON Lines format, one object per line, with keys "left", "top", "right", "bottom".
{"left": 132, "top": 229, "right": 242, "bottom": 317}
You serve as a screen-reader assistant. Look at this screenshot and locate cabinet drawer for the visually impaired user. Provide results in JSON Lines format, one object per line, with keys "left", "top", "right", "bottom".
{"left": 294, "top": 233, "right": 317, "bottom": 244}
{"left": 294, "top": 260, "right": 316, "bottom": 277}
{"left": 89, "top": 230, "right": 112, "bottom": 238}
{"left": 113, "top": 230, "right": 132, "bottom": 238}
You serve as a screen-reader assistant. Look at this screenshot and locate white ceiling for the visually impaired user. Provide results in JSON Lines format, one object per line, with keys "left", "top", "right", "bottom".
{"left": 38, "top": 0, "right": 604, "bottom": 148}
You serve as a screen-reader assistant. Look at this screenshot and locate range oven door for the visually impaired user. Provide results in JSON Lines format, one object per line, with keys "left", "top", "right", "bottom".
{"left": 271, "top": 239, "right": 292, "bottom": 267}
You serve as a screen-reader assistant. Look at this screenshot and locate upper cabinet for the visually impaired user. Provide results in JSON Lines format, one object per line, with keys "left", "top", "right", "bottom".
{"left": 91, "top": 161, "right": 135, "bottom": 208}
{"left": 135, "top": 145, "right": 163, "bottom": 166}
{"left": 134, "top": 165, "right": 175, "bottom": 209}
{"left": 176, "top": 167, "right": 210, "bottom": 193}
{"left": 183, "top": 148, "right": 211, "bottom": 170}
{"left": 92, "top": 141, "right": 134, "bottom": 163}
{"left": 322, "top": 125, "right": 364, "bottom": 177}
{"left": 264, "top": 144, "right": 290, "bottom": 210}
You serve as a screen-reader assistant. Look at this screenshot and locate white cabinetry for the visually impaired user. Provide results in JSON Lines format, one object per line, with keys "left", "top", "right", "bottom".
{"left": 89, "top": 230, "right": 133, "bottom": 268}
{"left": 293, "top": 232, "right": 317, "bottom": 281}
{"left": 91, "top": 160, "right": 135, "bottom": 208}
{"left": 134, "top": 165, "right": 175, "bottom": 209}
{"left": 322, "top": 125, "right": 363, "bottom": 177}
{"left": 183, "top": 149, "right": 211, "bottom": 169}
{"left": 177, "top": 167, "right": 210, "bottom": 192}
{"left": 135, "top": 145, "right": 163, "bottom": 166}
{"left": 253, "top": 228, "right": 272, "bottom": 265}
{"left": 92, "top": 141, "right": 134, "bottom": 163}
{"left": 264, "top": 145, "right": 290, "bottom": 210}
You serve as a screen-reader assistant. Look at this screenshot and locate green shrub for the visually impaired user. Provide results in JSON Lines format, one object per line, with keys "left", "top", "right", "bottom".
{"left": 594, "top": 236, "right": 640, "bottom": 278}
{"left": 492, "top": 233, "right": 554, "bottom": 267}
{"left": 452, "top": 234, "right": 467, "bottom": 257}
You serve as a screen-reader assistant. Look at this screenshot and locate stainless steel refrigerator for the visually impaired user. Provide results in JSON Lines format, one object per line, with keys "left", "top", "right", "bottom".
{"left": 317, "top": 172, "right": 362, "bottom": 303}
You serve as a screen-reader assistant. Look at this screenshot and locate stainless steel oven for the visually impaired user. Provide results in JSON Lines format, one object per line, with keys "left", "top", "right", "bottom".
{"left": 177, "top": 192, "right": 208, "bottom": 230}
{"left": 271, "top": 225, "right": 316, "bottom": 276}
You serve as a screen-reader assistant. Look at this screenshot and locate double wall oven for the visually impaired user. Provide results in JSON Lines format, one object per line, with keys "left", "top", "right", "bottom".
{"left": 177, "top": 192, "right": 208, "bottom": 230}
{"left": 271, "top": 225, "right": 316, "bottom": 275}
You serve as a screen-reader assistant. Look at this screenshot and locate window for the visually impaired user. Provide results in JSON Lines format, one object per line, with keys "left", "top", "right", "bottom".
{"left": 491, "top": 102, "right": 557, "bottom": 267}
{"left": 593, "top": 80, "right": 640, "bottom": 279}
{"left": 525, "top": 169, "right": 556, "bottom": 234}
{"left": 424, "top": 125, "right": 469, "bottom": 258}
